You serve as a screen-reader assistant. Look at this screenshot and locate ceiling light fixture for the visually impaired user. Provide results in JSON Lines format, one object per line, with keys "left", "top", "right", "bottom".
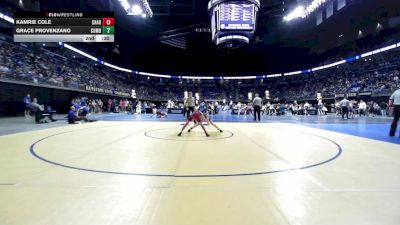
{"left": 284, "top": 0, "right": 327, "bottom": 22}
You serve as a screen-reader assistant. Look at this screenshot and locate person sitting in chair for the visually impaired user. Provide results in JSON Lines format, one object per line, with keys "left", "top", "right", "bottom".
{"left": 30, "top": 98, "right": 56, "bottom": 123}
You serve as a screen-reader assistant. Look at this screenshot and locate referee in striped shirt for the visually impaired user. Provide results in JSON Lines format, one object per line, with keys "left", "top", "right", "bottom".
{"left": 252, "top": 94, "right": 262, "bottom": 121}
{"left": 389, "top": 87, "right": 400, "bottom": 137}
{"left": 185, "top": 92, "right": 196, "bottom": 119}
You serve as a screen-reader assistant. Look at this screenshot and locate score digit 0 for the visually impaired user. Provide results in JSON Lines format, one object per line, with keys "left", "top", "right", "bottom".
{"left": 102, "top": 18, "right": 114, "bottom": 26}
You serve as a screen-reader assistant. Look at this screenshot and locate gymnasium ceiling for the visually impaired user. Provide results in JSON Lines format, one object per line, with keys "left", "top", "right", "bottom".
{"left": 1, "top": 0, "right": 400, "bottom": 76}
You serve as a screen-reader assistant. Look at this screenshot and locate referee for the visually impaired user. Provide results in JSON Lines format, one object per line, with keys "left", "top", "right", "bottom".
{"left": 339, "top": 96, "right": 350, "bottom": 119}
{"left": 389, "top": 87, "right": 400, "bottom": 136}
{"left": 252, "top": 94, "right": 262, "bottom": 121}
{"left": 185, "top": 92, "right": 196, "bottom": 118}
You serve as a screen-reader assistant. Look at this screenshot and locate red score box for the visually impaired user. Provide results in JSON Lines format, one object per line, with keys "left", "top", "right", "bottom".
{"left": 102, "top": 18, "right": 115, "bottom": 26}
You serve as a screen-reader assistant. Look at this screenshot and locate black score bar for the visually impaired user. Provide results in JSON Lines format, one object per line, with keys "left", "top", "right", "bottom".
{"left": 14, "top": 26, "right": 109, "bottom": 35}
{"left": 14, "top": 12, "right": 114, "bottom": 18}
{"left": 14, "top": 18, "right": 109, "bottom": 26}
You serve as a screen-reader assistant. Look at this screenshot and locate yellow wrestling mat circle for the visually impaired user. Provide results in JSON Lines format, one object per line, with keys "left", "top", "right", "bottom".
{"left": 29, "top": 123, "right": 341, "bottom": 177}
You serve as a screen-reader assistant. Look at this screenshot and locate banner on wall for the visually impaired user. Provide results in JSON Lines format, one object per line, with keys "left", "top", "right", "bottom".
{"left": 85, "top": 86, "right": 130, "bottom": 97}
{"left": 348, "top": 92, "right": 357, "bottom": 97}
{"left": 358, "top": 92, "right": 372, "bottom": 96}
{"left": 334, "top": 93, "right": 345, "bottom": 98}
{"left": 168, "top": 108, "right": 184, "bottom": 114}
{"left": 337, "top": 0, "right": 346, "bottom": 10}
{"left": 326, "top": 1, "right": 333, "bottom": 18}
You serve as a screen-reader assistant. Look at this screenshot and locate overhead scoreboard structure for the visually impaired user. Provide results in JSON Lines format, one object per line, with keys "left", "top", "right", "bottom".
{"left": 219, "top": 3, "right": 255, "bottom": 31}
{"left": 13, "top": 12, "right": 114, "bottom": 43}
{"left": 208, "top": 0, "right": 259, "bottom": 48}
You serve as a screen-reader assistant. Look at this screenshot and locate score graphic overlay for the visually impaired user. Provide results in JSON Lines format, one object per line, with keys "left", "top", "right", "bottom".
{"left": 13, "top": 12, "right": 115, "bottom": 42}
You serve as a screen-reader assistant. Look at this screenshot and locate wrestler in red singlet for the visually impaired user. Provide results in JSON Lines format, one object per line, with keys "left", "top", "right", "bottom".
{"left": 188, "top": 111, "right": 202, "bottom": 122}
{"left": 178, "top": 111, "right": 209, "bottom": 137}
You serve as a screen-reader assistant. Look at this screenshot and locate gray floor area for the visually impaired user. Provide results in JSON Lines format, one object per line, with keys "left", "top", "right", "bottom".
{"left": 0, "top": 115, "right": 69, "bottom": 136}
